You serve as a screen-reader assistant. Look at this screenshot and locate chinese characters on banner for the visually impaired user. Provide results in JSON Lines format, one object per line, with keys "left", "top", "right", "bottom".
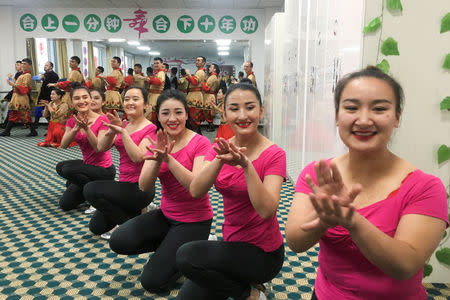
{"left": 19, "top": 11, "right": 259, "bottom": 38}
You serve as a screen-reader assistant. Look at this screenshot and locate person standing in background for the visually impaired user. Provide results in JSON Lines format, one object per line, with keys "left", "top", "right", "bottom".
{"left": 170, "top": 67, "right": 178, "bottom": 90}
{"left": 186, "top": 56, "right": 207, "bottom": 132}
{"left": 177, "top": 69, "right": 189, "bottom": 96}
{"left": 145, "top": 57, "right": 165, "bottom": 123}
{"left": 103, "top": 56, "right": 124, "bottom": 113}
{"left": 1, "top": 61, "right": 23, "bottom": 129}
{"left": 244, "top": 61, "right": 257, "bottom": 87}
{"left": 202, "top": 64, "right": 220, "bottom": 132}
{"left": 132, "top": 64, "right": 146, "bottom": 89}
{"left": 163, "top": 63, "right": 171, "bottom": 91}
{"left": 48, "top": 56, "right": 84, "bottom": 105}
{"left": 33, "top": 61, "right": 59, "bottom": 127}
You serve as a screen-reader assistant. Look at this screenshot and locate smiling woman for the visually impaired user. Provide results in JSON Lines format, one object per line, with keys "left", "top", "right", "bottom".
{"left": 285, "top": 66, "right": 449, "bottom": 300}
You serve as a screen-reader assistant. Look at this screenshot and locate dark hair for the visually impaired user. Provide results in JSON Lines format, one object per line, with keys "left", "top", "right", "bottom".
{"left": 240, "top": 78, "right": 253, "bottom": 85}
{"left": 146, "top": 66, "right": 153, "bottom": 74}
{"left": 211, "top": 63, "right": 220, "bottom": 75}
{"left": 16, "top": 60, "right": 22, "bottom": 64}
{"left": 22, "top": 58, "right": 32, "bottom": 65}
{"left": 154, "top": 89, "right": 195, "bottom": 132}
{"left": 238, "top": 71, "right": 244, "bottom": 78}
{"left": 198, "top": 56, "right": 206, "bottom": 63}
{"left": 124, "top": 85, "right": 148, "bottom": 104}
{"left": 224, "top": 83, "right": 262, "bottom": 107}
{"left": 154, "top": 57, "right": 163, "bottom": 63}
{"left": 48, "top": 61, "right": 54, "bottom": 68}
{"left": 70, "top": 83, "right": 90, "bottom": 99}
{"left": 171, "top": 67, "right": 178, "bottom": 74}
{"left": 180, "top": 69, "right": 187, "bottom": 76}
{"left": 112, "top": 56, "right": 121, "bottom": 64}
{"left": 134, "top": 63, "right": 142, "bottom": 69}
{"left": 163, "top": 63, "right": 169, "bottom": 70}
{"left": 90, "top": 88, "right": 105, "bottom": 102}
{"left": 70, "top": 56, "right": 80, "bottom": 65}
{"left": 246, "top": 61, "right": 253, "bottom": 68}
{"left": 334, "top": 66, "right": 404, "bottom": 118}
{"left": 127, "top": 68, "right": 133, "bottom": 75}
{"left": 96, "top": 66, "right": 104, "bottom": 73}
{"left": 52, "top": 88, "right": 65, "bottom": 99}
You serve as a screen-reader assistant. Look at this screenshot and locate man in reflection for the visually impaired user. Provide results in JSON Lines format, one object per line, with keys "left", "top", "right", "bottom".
{"left": 92, "top": 66, "right": 106, "bottom": 92}
{"left": 132, "top": 64, "right": 146, "bottom": 89}
{"left": 163, "top": 63, "right": 171, "bottom": 91}
{"left": 244, "top": 60, "right": 257, "bottom": 87}
{"left": 186, "top": 56, "right": 207, "bottom": 132}
{"left": 34, "top": 61, "right": 59, "bottom": 128}
{"left": 145, "top": 57, "right": 165, "bottom": 123}
{"left": 202, "top": 63, "right": 220, "bottom": 132}
{"left": 1, "top": 61, "right": 22, "bottom": 129}
{"left": 104, "top": 56, "right": 124, "bottom": 113}
{"left": 48, "top": 56, "right": 84, "bottom": 105}
{"left": 0, "top": 58, "right": 36, "bottom": 137}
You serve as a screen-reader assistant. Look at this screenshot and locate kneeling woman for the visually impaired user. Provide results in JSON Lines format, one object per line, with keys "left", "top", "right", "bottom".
{"left": 83, "top": 86, "right": 156, "bottom": 238}
{"left": 109, "top": 89, "right": 213, "bottom": 292}
{"left": 285, "top": 67, "right": 448, "bottom": 300}
{"left": 37, "top": 88, "right": 72, "bottom": 147}
{"left": 56, "top": 85, "right": 115, "bottom": 211}
{"left": 177, "top": 83, "right": 286, "bottom": 300}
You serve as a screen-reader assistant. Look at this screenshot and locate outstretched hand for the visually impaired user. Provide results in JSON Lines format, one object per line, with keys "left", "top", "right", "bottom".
{"left": 144, "top": 130, "right": 174, "bottom": 162}
{"left": 106, "top": 110, "right": 122, "bottom": 127}
{"left": 214, "top": 138, "right": 249, "bottom": 167}
{"left": 301, "top": 159, "right": 362, "bottom": 231}
{"left": 74, "top": 113, "right": 91, "bottom": 130}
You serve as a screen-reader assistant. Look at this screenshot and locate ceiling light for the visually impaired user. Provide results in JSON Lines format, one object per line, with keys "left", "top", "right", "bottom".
{"left": 127, "top": 41, "right": 140, "bottom": 46}
{"left": 215, "top": 39, "right": 231, "bottom": 46}
{"left": 217, "top": 46, "right": 230, "bottom": 51}
{"left": 218, "top": 51, "right": 229, "bottom": 56}
{"left": 108, "top": 38, "right": 126, "bottom": 43}
{"left": 137, "top": 46, "right": 151, "bottom": 51}
{"left": 148, "top": 51, "right": 161, "bottom": 56}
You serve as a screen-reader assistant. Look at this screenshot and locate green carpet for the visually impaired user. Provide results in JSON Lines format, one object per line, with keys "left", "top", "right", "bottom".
{"left": 0, "top": 128, "right": 448, "bottom": 299}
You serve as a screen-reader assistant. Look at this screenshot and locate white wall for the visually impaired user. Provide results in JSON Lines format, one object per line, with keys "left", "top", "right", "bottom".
{"left": 0, "top": 6, "right": 16, "bottom": 121}
{"left": 363, "top": 0, "right": 450, "bottom": 283}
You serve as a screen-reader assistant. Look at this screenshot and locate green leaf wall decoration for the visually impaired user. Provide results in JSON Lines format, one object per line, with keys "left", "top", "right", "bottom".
{"left": 440, "top": 97, "right": 450, "bottom": 110}
{"left": 423, "top": 263, "right": 433, "bottom": 277}
{"left": 381, "top": 37, "right": 400, "bottom": 55}
{"left": 387, "top": 0, "right": 403, "bottom": 11}
{"left": 376, "top": 59, "right": 390, "bottom": 73}
{"left": 436, "top": 248, "right": 450, "bottom": 265}
{"left": 443, "top": 54, "right": 450, "bottom": 69}
{"left": 440, "top": 13, "right": 450, "bottom": 33}
{"left": 437, "top": 145, "right": 450, "bottom": 164}
{"left": 363, "top": 17, "right": 382, "bottom": 33}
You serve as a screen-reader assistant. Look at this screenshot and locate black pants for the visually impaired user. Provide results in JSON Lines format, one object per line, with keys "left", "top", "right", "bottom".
{"left": 175, "top": 240, "right": 285, "bottom": 300}
{"left": 109, "top": 209, "right": 211, "bottom": 292}
{"left": 83, "top": 180, "right": 155, "bottom": 235}
{"left": 312, "top": 290, "right": 318, "bottom": 299}
{"left": 55, "top": 160, "right": 115, "bottom": 211}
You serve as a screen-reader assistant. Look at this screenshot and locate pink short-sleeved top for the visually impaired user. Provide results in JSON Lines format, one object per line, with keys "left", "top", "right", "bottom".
{"left": 295, "top": 159, "right": 449, "bottom": 300}
{"left": 155, "top": 134, "right": 213, "bottom": 222}
{"left": 115, "top": 122, "right": 157, "bottom": 183}
{"left": 66, "top": 115, "right": 112, "bottom": 168}
{"left": 205, "top": 143, "right": 286, "bottom": 252}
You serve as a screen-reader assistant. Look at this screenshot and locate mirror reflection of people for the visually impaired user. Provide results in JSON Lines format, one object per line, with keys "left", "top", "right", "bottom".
{"left": 244, "top": 61, "right": 257, "bottom": 87}
{"left": 34, "top": 61, "right": 59, "bottom": 128}
{"left": 285, "top": 67, "right": 449, "bottom": 300}
{"left": 186, "top": 56, "right": 207, "bottom": 132}
{"left": 1, "top": 60, "right": 23, "bottom": 129}
{"left": 202, "top": 63, "right": 220, "bottom": 132}
{"left": 1, "top": 58, "right": 37, "bottom": 137}
{"left": 37, "top": 88, "right": 71, "bottom": 148}
{"left": 177, "top": 83, "right": 285, "bottom": 300}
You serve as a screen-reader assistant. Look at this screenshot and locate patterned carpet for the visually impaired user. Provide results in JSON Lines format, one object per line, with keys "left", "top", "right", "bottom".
{"left": 0, "top": 127, "right": 448, "bottom": 300}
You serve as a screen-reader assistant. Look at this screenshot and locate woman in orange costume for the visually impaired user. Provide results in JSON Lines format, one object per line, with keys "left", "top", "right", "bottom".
{"left": 37, "top": 89, "right": 74, "bottom": 147}
{"left": 209, "top": 88, "right": 234, "bottom": 140}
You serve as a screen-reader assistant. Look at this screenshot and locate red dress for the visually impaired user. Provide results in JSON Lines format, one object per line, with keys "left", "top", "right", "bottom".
{"left": 37, "top": 101, "right": 76, "bottom": 148}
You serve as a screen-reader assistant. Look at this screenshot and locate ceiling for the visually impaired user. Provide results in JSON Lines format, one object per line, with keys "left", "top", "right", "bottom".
{"left": 97, "top": 39, "right": 249, "bottom": 58}
{"left": 0, "top": 0, "right": 284, "bottom": 9}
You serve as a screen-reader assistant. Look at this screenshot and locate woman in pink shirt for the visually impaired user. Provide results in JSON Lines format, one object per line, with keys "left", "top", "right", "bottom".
{"left": 176, "top": 83, "right": 286, "bottom": 300}
{"left": 109, "top": 89, "right": 213, "bottom": 293}
{"left": 83, "top": 86, "right": 156, "bottom": 238}
{"left": 285, "top": 66, "right": 449, "bottom": 300}
{"left": 56, "top": 85, "right": 115, "bottom": 211}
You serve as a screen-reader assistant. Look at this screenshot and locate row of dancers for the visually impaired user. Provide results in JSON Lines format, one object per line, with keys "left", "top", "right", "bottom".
{"left": 51, "top": 67, "right": 448, "bottom": 300}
